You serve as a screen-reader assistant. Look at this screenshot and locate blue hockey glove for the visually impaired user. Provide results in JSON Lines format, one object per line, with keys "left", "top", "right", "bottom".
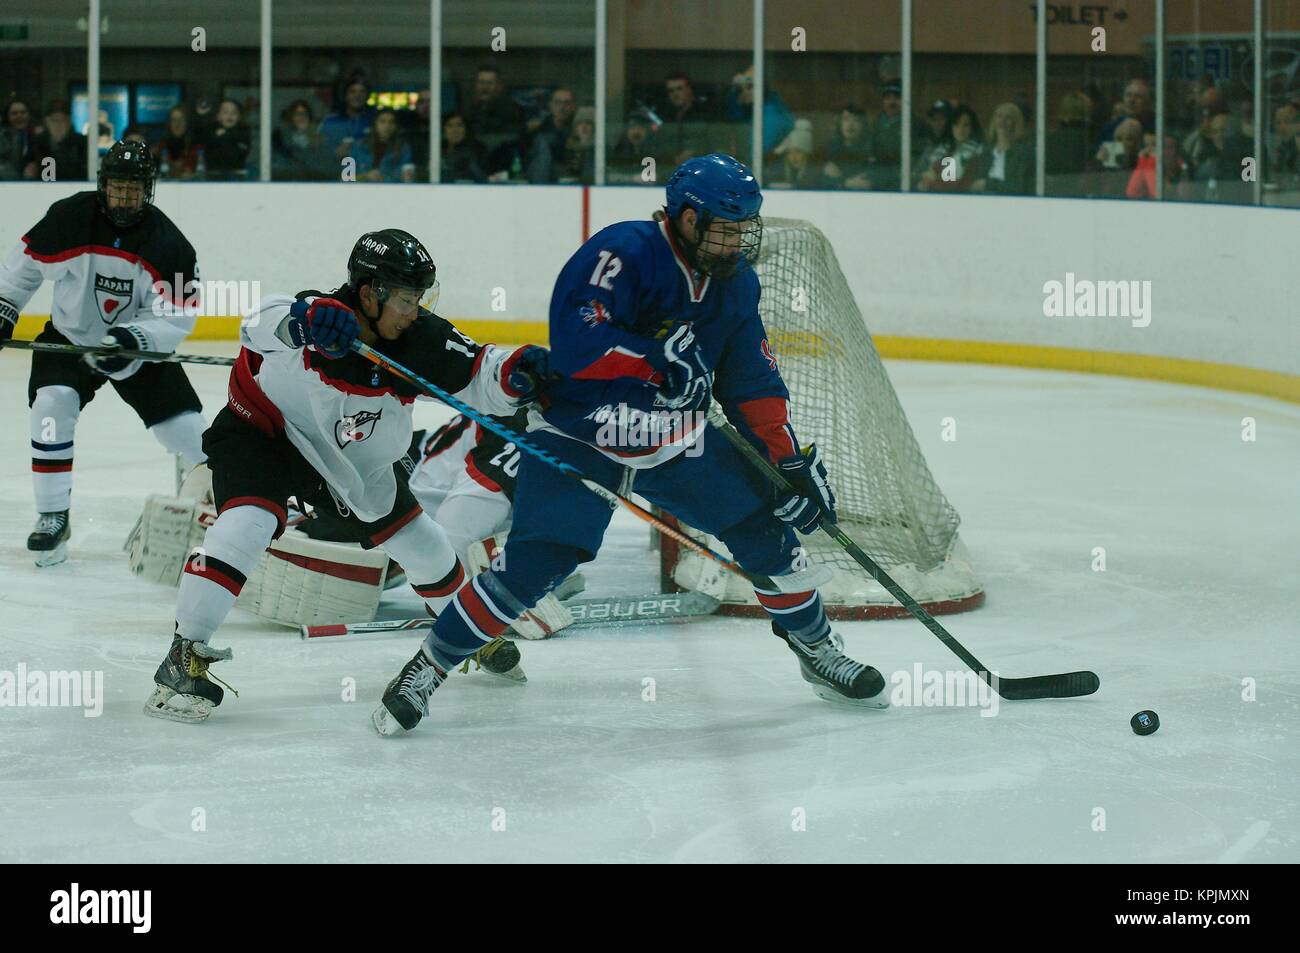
{"left": 773, "top": 443, "right": 837, "bottom": 533}
{"left": 286, "top": 296, "right": 359, "bottom": 359}
{"left": 655, "top": 323, "right": 712, "bottom": 412}
{"left": 503, "top": 345, "right": 551, "bottom": 403}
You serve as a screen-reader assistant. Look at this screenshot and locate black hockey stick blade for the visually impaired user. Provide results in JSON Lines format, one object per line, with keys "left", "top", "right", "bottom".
{"left": 994, "top": 670, "right": 1100, "bottom": 700}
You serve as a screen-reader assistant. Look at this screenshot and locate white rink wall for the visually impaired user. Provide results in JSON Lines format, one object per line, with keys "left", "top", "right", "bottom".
{"left": 3, "top": 181, "right": 1297, "bottom": 378}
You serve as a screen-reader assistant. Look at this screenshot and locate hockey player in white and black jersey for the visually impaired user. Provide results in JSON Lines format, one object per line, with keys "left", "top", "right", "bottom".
{"left": 144, "top": 227, "right": 550, "bottom": 723}
{"left": 0, "top": 140, "right": 208, "bottom": 566}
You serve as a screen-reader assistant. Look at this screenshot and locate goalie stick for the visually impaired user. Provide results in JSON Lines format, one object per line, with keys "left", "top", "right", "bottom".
{"left": 2, "top": 338, "right": 236, "bottom": 367}
{"left": 301, "top": 591, "right": 722, "bottom": 639}
{"left": 350, "top": 341, "right": 827, "bottom": 597}
{"left": 705, "top": 406, "right": 1100, "bottom": 701}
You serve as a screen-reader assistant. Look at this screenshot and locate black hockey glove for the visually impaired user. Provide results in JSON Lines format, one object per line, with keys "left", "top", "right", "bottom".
{"left": 655, "top": 323, "right": 712, "bottom": 412}
{"left": 773, "top": 443, "right": 837, "bottom": 533}
{"left": 85, "top": 326, "right": 144, "bottom": 375}
{"left": 286, "top": 296, "right": 359, "bottom": 359}
{"left": 502, "top": 345, "right": 551, "bottom": 404}
{"left": 0, "top": 296, "right": 17, "bottom": 346}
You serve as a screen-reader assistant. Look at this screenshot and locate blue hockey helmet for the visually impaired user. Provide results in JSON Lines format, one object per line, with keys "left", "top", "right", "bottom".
{"left": 664, "top": 153, "right": 763, "bottom": 278}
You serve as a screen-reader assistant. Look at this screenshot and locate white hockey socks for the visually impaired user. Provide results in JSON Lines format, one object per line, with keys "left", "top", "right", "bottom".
{"left": 30, "top": 385, "right": 81, "bottom": 513}
{"left": 174, "top": 505, "right": 278, "bottom": 642}
{"left": 379, "top": 513, "right": 467, "bottom": 617}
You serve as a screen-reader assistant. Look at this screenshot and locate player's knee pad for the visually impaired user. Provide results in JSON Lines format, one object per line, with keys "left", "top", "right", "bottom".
{"left": 30, "top": 385, "right": 81, "bottom": 443}
{"left": 148, "top": 410, "right": 207, "bottom": 467}
{"left": 378, "top": 513, "right": 458, "bottom": 584}
{"left": 201, "top": 504, "right": 280, "bottom": 570}
{"left": 715, "top": 506, "right": 802, "bottom": 578}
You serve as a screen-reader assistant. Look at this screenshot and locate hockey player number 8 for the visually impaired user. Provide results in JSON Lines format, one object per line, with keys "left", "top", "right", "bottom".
{"left": 589, "top": 251, "right": 623, "bottom": 290}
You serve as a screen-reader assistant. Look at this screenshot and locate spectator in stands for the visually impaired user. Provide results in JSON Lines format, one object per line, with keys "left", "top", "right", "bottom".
{"left": 272, "top": 100, "right": 334, "bottom": 181}
{"left": 767, "top": 118, "right": 817, "bottom": 189}
{"left": 821, "top": 105, "right": 872, "bottom": 189}
{"left": 657, "top": 73, "right": 717, "bottom": 166}
{"left": 1094, "top": 117, "right": 1143, "bottom": 171}
{"left": 32, "top": 101, "right": 87, "bottom": 181}
{"left": 1192, "top": 112, "right": 1253, "bottom": 202}
{"left": 199, "top": 98, "right": 253, "bottom": 180}
{"left": 1126, "top": 132, "right": 1190, "bottom": 200}
{"left": 0, "top": 125, "right": 21, "bottom": 180}
{"left": 724, "top": 66, "right": 794, "bottom": 160}
{"left": 1273, "top": 117, "right": 1300, "bottom": 188}
{"left": 557, "top": 106, "right": 596, "bottom": 184}
{"left": 917, "top": 104, "right": 983, "bottom": 192}
{"left": 398, "top": 90, "right": 432, "bottom": 178}
{"left": 1045, "top": 92, "right": 1094, "bottom": 182}
{"left": 441, "top": 112, "right": 487, "bottom": 183}
{"left": 1269, "top": 102, "right": 1298, "bottom": 174}
{"left": 5, "top": 99, "right": 38, "bottom": 178}
{"left": 1097, "top": 79, "right": 1154, "bottom": 150}
{"left": 463, "top": 65, "right": 524, "bottom": 175}
{"left": 866, "top": 78, "right": 907, "bottom": 191}
{"left": 609, "top": 109, "right": 660, "bottom": 183}
{"left": 971, "top": 102, "right": 1033, "bottom": 195}
{"left": 353, "top": 108, "right": 412, "bottom": 183}
{"left": 155, "top": 105, "right": 199, "bottom": 180}
{"left": 918, "top": 99, "right": 951, "bottom": 156}
{"left": 320, "top": 78, "right": 376, "bottom": 159}
{"left": 526, "top": 87, "right": 577, "bottom": 183}
{"left": 1181, "top": 85, "right": 1228, "bottom": 172}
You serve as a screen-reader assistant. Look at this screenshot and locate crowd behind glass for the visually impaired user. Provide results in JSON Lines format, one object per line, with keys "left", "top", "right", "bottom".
{"left": 3, "top": 55, "right": 1295, "bottom": 205}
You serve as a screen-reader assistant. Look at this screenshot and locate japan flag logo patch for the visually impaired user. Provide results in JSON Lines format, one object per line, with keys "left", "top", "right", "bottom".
{"left": 335, "top": 409, "right": 382, "bottom": 448}
{"left": 94, "top": 273, "right": 134, "bottom": 324}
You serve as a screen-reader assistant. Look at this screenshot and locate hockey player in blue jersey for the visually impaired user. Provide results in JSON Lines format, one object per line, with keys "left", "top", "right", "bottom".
{"left": 373, "top": 153, "right": 888, "bottom": 737}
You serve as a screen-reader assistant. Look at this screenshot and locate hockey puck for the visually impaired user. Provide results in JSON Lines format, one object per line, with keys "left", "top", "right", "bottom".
{"left": 1130, "top": 710, "right": 1160, "bottom": 735}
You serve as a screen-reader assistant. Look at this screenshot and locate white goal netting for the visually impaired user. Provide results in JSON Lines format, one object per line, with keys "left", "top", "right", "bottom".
{"left": 664, "top": 218, "right": 983, "bottom": 617}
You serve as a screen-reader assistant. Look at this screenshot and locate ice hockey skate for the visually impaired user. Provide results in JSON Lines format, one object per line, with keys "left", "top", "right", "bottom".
{"left": 143, "top": 635, "right": 234, "bottom": 724}
{"left": 27, "top": 510, "right": 70, "bottom": 567}
{"left": 460, "top": 637, "right": 527, "bottom": 683}
{"left": 373, "top": 646, "right": 446, "bottom": 737}
{"left": 774, "top": 624, "right": 888, "bottom": 708}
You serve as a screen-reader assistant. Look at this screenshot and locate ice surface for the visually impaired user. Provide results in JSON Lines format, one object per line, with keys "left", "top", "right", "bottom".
{"left": 1, "top": 344, "right": 1296, "bottom": 862}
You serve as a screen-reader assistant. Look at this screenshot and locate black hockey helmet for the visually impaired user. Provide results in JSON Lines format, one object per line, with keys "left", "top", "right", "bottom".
{"left": 347, "top": 228, "right": 440, "bottom": 312}
{"left": 97, "top": 139, "right": 157, "bottom": 228}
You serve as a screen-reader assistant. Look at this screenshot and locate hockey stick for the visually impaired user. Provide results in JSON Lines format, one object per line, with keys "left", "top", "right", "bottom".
{"left": 705, "top": 407, "right": 1099, "bottom": 700}
{"left": 350, "top": 341, "right": 824, "bottom": 596}
{"left": 300, "top": 591, "right": 722, "bottom": 639}
{"left": 2, "top": 339, "right": 235, "bottom": 367}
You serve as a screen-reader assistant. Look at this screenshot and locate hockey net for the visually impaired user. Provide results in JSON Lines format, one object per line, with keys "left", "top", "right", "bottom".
{"left": 659, "top": 218, "right": 984, "bottom": 619}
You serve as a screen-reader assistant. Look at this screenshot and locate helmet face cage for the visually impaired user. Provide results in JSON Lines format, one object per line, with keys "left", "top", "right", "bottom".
{"left": 97, "top": 146, "right": 157, "bottom": 228}
{"left": 692, "top": 213, "right": 763, "bottom": 280}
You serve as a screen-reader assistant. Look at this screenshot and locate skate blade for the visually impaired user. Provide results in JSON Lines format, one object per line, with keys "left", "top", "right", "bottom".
{"left": 811, "top": 683, "right": 890, "bottom": 709}
{"left": 143, "top": 687, "right": 212, "bottom": 724}
{"left": 33, "top": 542, "right": 68, "bottom": 568}
{"left": 485, "top": 664, "right": 527, "bottom": 684}
{"left": 372, "top": 705, "right": 408, "bottom": 737}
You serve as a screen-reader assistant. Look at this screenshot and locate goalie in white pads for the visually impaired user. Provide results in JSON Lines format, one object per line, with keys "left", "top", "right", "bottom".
{"left": 144, "top": 228, "right": 549, "bottom": 723}
{"left": 304, "top": 410, "right": 577, "bottom": 638}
